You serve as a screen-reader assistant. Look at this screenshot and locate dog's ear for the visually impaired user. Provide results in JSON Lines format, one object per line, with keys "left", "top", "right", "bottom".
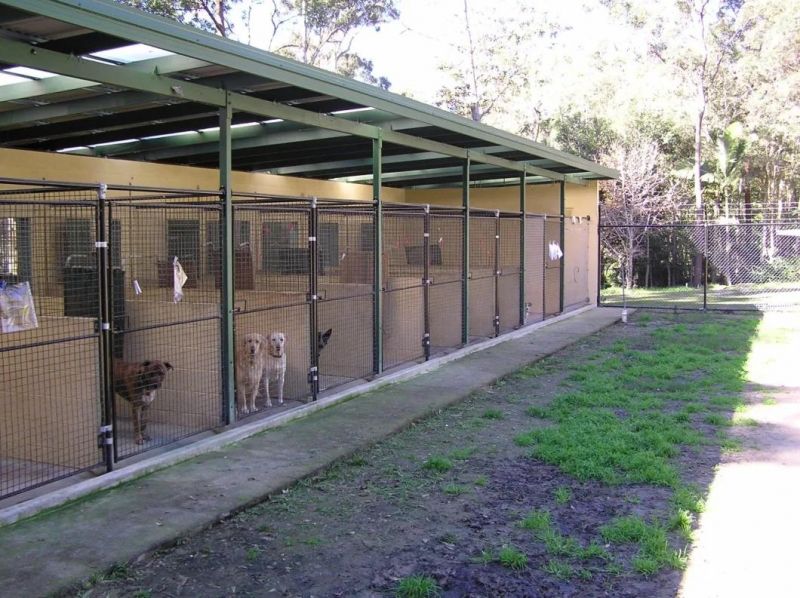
{"left": 141, "top": 360, "right": 152, "bottom": 367}
{"left": 163, "top": 361, "right": 174, "bottom": 370}
{"left": 321, "top": 328, "right": 333, "bottom": 344}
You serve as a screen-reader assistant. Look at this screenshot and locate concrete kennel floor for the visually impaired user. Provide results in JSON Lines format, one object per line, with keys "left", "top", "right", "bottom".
{"left": 0, "top": 307, "right": 623, "bottom": 597}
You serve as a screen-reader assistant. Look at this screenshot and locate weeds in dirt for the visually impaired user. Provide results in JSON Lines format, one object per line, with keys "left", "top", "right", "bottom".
{"left": 498, "top": 545, "right": 528, "bottom": 570}
{"left": 443, "top": 483, "right": 467, "bottom": 496}
{"left": 395, "top": 575, "right": 441, "bottom": 598}
{"left": 422, "top": 457, "right": 453, "bottom": 473}
{"left": 481, "top": 408, "right": 504, "bottom": 420}
{"left": 554, "top": 486, "right": 572, "bottom": 504}
{"left": 245, "top": 546, "right": 261, "bottom": 561}
{"left": 669, "top": 509, "right": 694, "bottom": 540}
{"left": 672, "top": 486, "right": 706, "bottom": 514}
{"left": 519, "top": 509, "right": 551, "bottom": 534}
{"left": 473, "top": 475, "right": 487, "bottom": 487}
{"left": 601, "top": 516, "right": 688, "bottom": 575}
{"left": 543, "top": 559, "right": 574, "bottom": 579}
{"left": 448, "top": 447, "right": 475, "bottom": 461}
{"left": 763, "top": 397, "right": 777, "bottom": 406}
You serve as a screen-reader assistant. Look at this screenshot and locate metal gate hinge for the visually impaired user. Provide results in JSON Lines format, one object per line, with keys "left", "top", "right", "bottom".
{"left": 99, "top": 424, "right": 113, "bottom": 433}
{"left": 423, "top": 232, "right": 430, "bottom": 238}
{"left": 101, "top": 322, "right": 110, "bottom": 331}
{"left": 308, "top": 236, "right": 317, "bottom": 242}
{"left": 95, "top": 241, "right": 108, "bottom": 248}
{"left": 98, "top": 424, "right": 113, "bottom": 448}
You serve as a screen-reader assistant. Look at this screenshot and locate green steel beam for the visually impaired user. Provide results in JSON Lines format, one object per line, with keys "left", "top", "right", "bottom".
{"left": 0, "top": 0, "right": 617, "bottom": 179}
{"left": 219, "top": 92, "right": 236, "bottom": 425}
{"left": 82, "top": 116, "right": 423, "bottom": 160}
{"left": 519, "top": 172, "right": 526, "bottom": 326}
{"left": 336, "top": 162, "right": 506, "bottom": 183}
{"left": 559, "top": 181, "right": 565, "bottom": 314}
{"left": 0, "top": 53, "right": 210, "bottom": 103}
{"left": 267, "top": 146, "right": 510, "bottom": 176}
{"left": 0, "top": 73, "right": 279, "bottom": 130}
{"left": 462, "top": 157, "right": 470, "bottom": 345}
{"left": 372, "top": 135, "right": 383, "bottom": 374}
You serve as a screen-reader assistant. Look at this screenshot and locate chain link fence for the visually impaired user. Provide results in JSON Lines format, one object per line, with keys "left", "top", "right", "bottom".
{"left": 600, "top": 222, "right": 800, "bottom": 311}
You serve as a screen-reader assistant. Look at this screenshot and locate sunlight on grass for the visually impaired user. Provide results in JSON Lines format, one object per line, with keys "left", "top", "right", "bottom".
{"left": 744, "top": 312, "right": 800, "bottom": 387}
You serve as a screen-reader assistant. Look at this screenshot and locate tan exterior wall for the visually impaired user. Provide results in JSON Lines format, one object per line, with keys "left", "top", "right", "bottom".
{"left": 563, "top": 182, "right": 599, "bottom": 305}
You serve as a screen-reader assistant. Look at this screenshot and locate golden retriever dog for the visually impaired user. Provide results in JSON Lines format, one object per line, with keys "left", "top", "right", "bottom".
{"left": 236, "top": 332, "right": 266, "bottom": 414}
{"left": 264, "top": 331, "right": 287, "bottom": 407}
{"left": 113, "top": 359, "right": 173, "bottom": 444}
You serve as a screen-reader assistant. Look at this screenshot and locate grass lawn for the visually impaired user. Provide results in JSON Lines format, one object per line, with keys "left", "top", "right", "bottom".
{"left": 601, "top": 283, "right": 800, "bottom": 311}
{"left": 66, "top": 311, "right": 790, "bottom": 597}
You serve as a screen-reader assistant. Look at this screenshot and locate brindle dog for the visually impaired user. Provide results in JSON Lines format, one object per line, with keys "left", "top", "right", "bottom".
{"left": 113, "top": 359, "right": 173, "bottom": 444}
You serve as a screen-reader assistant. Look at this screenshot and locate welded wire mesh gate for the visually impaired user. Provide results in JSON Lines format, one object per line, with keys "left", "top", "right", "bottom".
{"left": 0, "top": 178, "right": 569, "bottom": 499}
{"left": 599, "top": 223, "right": 800, "bottom": 311}
{"left": 0, "top": 184, "right": 105, "bottom": 498}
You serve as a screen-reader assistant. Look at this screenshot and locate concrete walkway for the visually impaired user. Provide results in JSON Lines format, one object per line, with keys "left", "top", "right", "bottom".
{"left": 0, "top": 308, "right": 623, "bottom": 597}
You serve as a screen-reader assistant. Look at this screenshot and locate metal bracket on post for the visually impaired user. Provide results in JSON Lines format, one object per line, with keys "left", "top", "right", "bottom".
{"left": 97, "top": 424, "right": 113, "bottom": 448}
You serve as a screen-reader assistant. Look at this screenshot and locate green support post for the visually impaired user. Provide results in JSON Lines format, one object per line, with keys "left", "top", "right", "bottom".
{"left": 219, "top": 93, "right": 236, "bottom": 425}
{"left": 462, "top": 158, "right": 470, "bottom": 345}
{"left": 559, "top": 180, "right": 565, "bottom": 314}
{"left": 519, "top": 172, "right": 526, "bottom": 326}
{"left": 373, "top": 135, "right": 383, "bottom": 374}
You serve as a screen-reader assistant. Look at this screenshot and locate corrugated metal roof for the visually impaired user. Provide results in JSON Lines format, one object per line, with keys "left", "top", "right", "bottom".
{"left": 0, "top": 0, "right": 618, "bottom": 188}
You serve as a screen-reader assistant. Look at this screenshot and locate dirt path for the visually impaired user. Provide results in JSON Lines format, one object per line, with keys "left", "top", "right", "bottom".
{"left": 63, "top": 312, "right": 785, "bottom": 598}
{"left": 680, "top": 312, "right": 800, "bottom": 598}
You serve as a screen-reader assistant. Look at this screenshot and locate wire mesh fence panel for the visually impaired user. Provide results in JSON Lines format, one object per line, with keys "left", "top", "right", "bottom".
{"left": 564, "top": 218, "right": 591, "bottom": 312}
{"left": 544, "top": 217, "right": 562, "bottom": 317}
{"left": 706, "top": 223, "right": 800, "bottom": 311}
{"left": 469, "top": 211, "right": 497, "bottom": 339}
{"left": 108, "top": 197, "right": 224, "bottom": 460}
{"left": 0, "top": 190, "right": 105, "bottom": 498}
{"left": 428, "top": 210, "right": 464, "bottom": 355}
{"left": 382, "top": 209, "right": 426, "bottom": 369}
{"left": 317, "top": 206, "right": 375, "bottom": 391}
{"left": 498, "top": 215, "right": 521, "bottom": 332}
{"left": 598, "top": 224, "right": 724, "bottom": 310}
{"left": 524, "top": 215, "right": 545, "bottom": 324}
{"left": 231, "top": 203, "right": 312, "bottom": 418}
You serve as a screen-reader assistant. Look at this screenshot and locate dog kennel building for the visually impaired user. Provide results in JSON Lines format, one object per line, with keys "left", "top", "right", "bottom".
{"left": 0, "top": 0, "right": 617, "bottom": 500}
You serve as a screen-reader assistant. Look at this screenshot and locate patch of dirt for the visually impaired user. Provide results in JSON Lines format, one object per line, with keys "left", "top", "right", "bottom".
{"left": 63, "top": 313, "right": 748, "bottom": 598}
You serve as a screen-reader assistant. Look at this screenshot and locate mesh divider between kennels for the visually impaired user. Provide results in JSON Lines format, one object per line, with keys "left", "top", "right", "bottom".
{"left": 382, "top": 205, "right": 426, "bottom": 370}
{"left": 524, "top": 214, "right": 546, "bottom": 324}
{"left": 498, "top": 213, "right": 521, "bottom": 332}
{"left": 0, "top": 183, "right": 105, "bottom": 498}
{"left": 231, "top": 199, "right": 313, "bottom": 419}
{"left": 316, "top": 203, "right": 375, "bottom": 392}
{"left": 107, "top": 192, "right": 225, "bottom": 460}
{"left": 469, "top": 209, "right": 497, "bottom": 339}
{"left": 428, "top": 207, "right": 464, "bottom": 355}
{"left": 545, "top": 216, "right": 563, "bottom": 317}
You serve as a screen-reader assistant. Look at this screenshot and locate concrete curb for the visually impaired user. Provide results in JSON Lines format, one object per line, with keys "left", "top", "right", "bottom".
{"left": 0, "top": 305, "right": 597, "bottom": 527}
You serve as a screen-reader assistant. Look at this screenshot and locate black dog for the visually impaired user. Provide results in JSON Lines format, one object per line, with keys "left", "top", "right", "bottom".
{"left": 113, "top": 359, "right": 173, "bottom": 444}
{"left": 317, "top": 328, "right": 333, "bottom": 352}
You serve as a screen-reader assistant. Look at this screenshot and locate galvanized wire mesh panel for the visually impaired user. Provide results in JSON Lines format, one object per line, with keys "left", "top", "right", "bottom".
{"left": 108, "top": 198, "right": 224, "bottom": 460}
{"left": 564, "top": 218, "right": 591, "bottom": 311}
{"left": 317, "top": 206, "right": 374, "bottom": 391}
{"left": 469, "top": 211, "right": 497, "bottom": 339}
{"left": 429, "top": 211, "right": 463, "bottom": 355}
{"left": 231, "top": 203, "right": 313, "bottom": 417}
{"left": 0, "top": 190, "right": 104, "bottom": 498}
{"left": 524, "top": 215, "right": 545, "bottom": 324}
{"left": 545, "top": 217, "right": 562, "bottom": 317}
{"left": 383, "top": 210, "right": 425, "bottom": 369}
{"left": 498, "top": 216, "right": 521, "bottom": 332}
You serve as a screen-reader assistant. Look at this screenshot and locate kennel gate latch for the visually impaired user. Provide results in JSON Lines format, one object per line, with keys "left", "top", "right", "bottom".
{"left": 97, "top": 424, "right": 113, "bottom": 447}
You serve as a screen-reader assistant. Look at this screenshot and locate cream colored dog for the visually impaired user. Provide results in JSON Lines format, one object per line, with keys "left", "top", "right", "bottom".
{"left": 236, "top": 332, "right": 266, "bottom": 414}
{"left": 263, "top": 331, "right": 287, "bottom": 407}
